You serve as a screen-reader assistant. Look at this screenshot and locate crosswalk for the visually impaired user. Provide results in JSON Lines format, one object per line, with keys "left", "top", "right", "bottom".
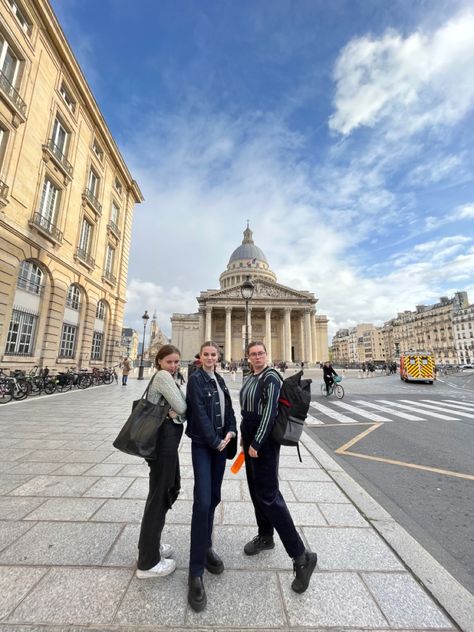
{"left": 307, "top": 398, "right": 474, "bottom": 425}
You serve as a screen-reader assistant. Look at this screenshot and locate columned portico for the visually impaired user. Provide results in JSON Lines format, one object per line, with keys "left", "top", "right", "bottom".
{"left": 205, "top": 306, "right": 212, "bottom": 340}
{"left": 284, "top": 307, "right": 292, "bottom": 362}
{"left": 225, "top": 306, "right": 232, "bottom": 361}
{"left": 265, "top": 307, "right": 272, "bottom": 362}
{"left": 304, "top": 309, "right": 313, "bottom": 363}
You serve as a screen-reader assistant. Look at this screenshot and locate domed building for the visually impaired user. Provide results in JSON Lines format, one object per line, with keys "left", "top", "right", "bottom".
{"left": 171, "top": 224, "right": 328, "bottom": 363}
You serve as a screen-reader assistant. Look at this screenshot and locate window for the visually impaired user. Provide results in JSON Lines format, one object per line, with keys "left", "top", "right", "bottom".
{"left": 78, "top": 218, "right": 92, "bottom": 254}
{"left": 0, "top": 126, "right": 7, "bottom": 167}
{"left": 8, "top": 0, "right": 31, "bottom": 35}
{"left": 59, "top": 323, "right": 77, "bottom": 358}
{"left": 5, "top": 309, "right": 37, "bottom": 355}
{"left": 92, "top": 139, "right": 103, "bottom": 161}
{"left": 17, "top": 260, "right": 43, "bottom": 294}
{"left": 114, "top": 177, "right": 122, "bottom": 195}
{"left": 111, "top": 201, "right": 119, "bottom": 224}
{"left": 59, "top": 82, "right": 75, "bottom": 113}
{"left": 96, "top": 300, "right": 106, "bottom": 320}
{"left": 88, "top": 169, "right": 99, "bottom": 197}
{"left": 105, "top": 245, "right": 115, "bottom": 274}
{"left": 91, "top": 331, "right": 103, "bottom": 360}
{"left": 38, "top": 178, "right": 59, "bottom": 224}
{"left": 66, "top": 284, "right": 80, "bottom": 310}
{"left": 51, "top": 117, "right": 68, "bottom": 156}
{"left": 0, "top": 34, "right": 20, "bottom": 87}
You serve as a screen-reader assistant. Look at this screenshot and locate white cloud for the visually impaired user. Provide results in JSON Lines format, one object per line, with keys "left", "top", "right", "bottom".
{"left": 329, "top": 10, "right": 474, "bottom": 137}
{"left": 455, "top": 203, "right": 474, "bottom": 219}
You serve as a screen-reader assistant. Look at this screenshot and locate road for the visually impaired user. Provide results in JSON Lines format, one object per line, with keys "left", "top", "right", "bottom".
{"left": 304, "top": 369, "right": 474, "bottom": 595}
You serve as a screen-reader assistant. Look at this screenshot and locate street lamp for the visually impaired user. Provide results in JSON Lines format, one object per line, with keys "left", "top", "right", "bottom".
{"left": 137, "top": 310, "right": 150, "bottom": 380}
{"left": 241, "top": 275, "right": 255, "bottom": 379}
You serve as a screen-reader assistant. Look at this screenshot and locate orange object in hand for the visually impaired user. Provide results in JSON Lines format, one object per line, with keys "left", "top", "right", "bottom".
{"left": 230, "top": 450, "right": 245, "bottom": 474}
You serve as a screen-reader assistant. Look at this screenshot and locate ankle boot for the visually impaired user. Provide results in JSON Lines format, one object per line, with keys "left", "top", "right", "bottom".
{"left": 206, "top": 548, "right": 224, "bottom": 574}
{"left": 188, "top": 575, "right": 207, "bottom": 612}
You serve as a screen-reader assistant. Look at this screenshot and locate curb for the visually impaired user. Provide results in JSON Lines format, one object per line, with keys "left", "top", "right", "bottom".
{"left": 301, "top": 430, "right": 474, "bottom": 632}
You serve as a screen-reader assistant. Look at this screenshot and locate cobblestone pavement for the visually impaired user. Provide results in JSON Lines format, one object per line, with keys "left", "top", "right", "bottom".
{"left": 0, "top": 376, "right": 470, "bottom": 631}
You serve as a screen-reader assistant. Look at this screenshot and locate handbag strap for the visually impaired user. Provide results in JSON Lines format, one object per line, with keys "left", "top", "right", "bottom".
{"left": 140, "top": 371, "right": 158, "bottom": 401}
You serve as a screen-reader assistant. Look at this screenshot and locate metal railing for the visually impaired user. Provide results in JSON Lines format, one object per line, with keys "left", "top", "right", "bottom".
{"left": 30, "top": 212, "right": 63, "bottom": 242}
{"left": 107, "top": 220, "right": 121, "bottom": 239}
{"left": 0, "top": 178, "right": 8, "bottom": 200}
{"left": 0, "top": 69, "right": 27, "bottom": 115}
{"left": 42, "top": 139, "right": 73, "bottom": 176}
{"left": 17, "top": 275, "right": 43, "bottom": 295}
{"left": 82, "top": 188, "right": 102, "bottom": 215}
{"left": 75, "top": 247, "right": 95, "bottom": 269}
{"left": 102, "top": 270, "right": 116, "bottom": 285}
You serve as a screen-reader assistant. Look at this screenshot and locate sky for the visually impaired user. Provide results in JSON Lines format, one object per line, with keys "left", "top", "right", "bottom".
{"left": 50, "top": 0, "right": 474, "bottom": 340}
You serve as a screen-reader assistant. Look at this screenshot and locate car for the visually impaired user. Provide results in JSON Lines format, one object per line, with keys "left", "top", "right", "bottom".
{"left": 460, "top": 363, "right": 473, "bottom": 369}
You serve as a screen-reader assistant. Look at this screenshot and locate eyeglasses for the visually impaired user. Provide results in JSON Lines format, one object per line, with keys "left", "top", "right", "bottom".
{"left": 249, "top": 351, "right": 266, "bottom": 357}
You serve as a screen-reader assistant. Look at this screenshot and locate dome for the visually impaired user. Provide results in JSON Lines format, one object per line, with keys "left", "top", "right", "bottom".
{"left": 228, "top": 225, "right": 268, "bottom": 265}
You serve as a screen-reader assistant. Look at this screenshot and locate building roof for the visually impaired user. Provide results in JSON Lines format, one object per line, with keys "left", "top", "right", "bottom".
{"left": 228, "top": 225, "right": 268, "bottom": 265}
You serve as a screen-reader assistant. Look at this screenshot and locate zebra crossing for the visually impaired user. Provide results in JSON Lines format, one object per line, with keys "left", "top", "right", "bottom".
{"left": 307, "top": 397, "right": 474, "bottom": 425}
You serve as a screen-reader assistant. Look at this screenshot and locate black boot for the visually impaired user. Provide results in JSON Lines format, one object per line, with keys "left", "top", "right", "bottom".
{"left": 188, "top": 575, "right": 207, "bottom": 612}
{"left": 244, "top": 534, "right": 275, "bottom": 556}
{"left": 206, "top": 548, "right": 224, "bottom": 574}
{"left": 291, "top": 551, "right": 318, "bottom": 593}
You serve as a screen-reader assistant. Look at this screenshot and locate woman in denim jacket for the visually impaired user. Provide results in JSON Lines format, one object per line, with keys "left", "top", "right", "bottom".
{"left": 186, "top": 341, "right": 236, "bottom": 612}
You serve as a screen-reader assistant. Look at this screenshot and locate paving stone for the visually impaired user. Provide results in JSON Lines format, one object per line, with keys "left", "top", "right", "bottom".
{"left": 0, "top": 566, "right": 47, "bottom": 619}
{"left": 0, "top": 475, "right": 33, "bottom": 494}
{"left": 290, "top": 480, "right": 350, "bottom": 503}
{"left": 114, "top": 569, "right": 188, "bottom": 626}
{"left": 0, "top": 521, "right": 122, "bottom": 565}
{"left": 222, "top": 500, "right": 325, "bottom": 527}
{"left": 221, "top": 500, "right": 257, "bottom": 525}
{"left": 51, "top": 463, "right": 93, "bottom": 475}
{"left": 241, "top": 479, "right": 297, "bottom": 502}
{"left": 303, "top": 527, "right": 404, "bottom": 571}
{"left": 363, "top": 572, "right": 452, "bottom": 628}
{"left": 186, "top": 570, "right": 286, "bottom": 627}
{"left": 14, "top": 439, "right": 68, "bottom": 450}
{"left": 102, "top": 452, "right": 142, "bottom": 464}
{"left": 284, "top": 502, "right": 328, "bottom": 526}
{"left": 279, "top": 466, "right": 331, "bottom": 482}
{"left": 319, "top": 503, "right": 369, "bottom": 527}
{"left": 15, "top": 450, "right": 73, "bottom": 463}
{"left": 8, "top": 567, "right": 131, "bottom": 625}
{"left": 9, "top": 475, "right": 99, "bottom": 497}
{"left": 82, "top": 476, "right": 133, "bottom": 498}
{"left": 90, "top": 498, "right": 146, "bottom": 523}
{"left": 220, "top": 478, "right": 245, "bottom": 501}
{"left": 9, "top": 462, "right": 63, "bottom": 475}
{"left": 121, "top": 478, "right": 149, "bottom": 499}
{"left": 117, "top": 463, "right": 149, "bottom": 477}
{"left": 165, "top": 499, "right": 195, "bottom": 524}
{"left": 0, "top": 449, "right": 33, "bottom": 463}
{"left": 23, "top": 497, "right": 105, "bottom": 521}
{"left": 0, "top": 497, "right": 45, "bottom": 520}
{"left": 0, "top": 521, "right": 34, "bottom": 552}
{"left": 84, "top": 463, "right": 126, "bottom": 476}
{"left": 279, "top": 570, "right": 388, "bottom": 627}
{"left": 61, "top": 450, "right": 113, "bottom": 463}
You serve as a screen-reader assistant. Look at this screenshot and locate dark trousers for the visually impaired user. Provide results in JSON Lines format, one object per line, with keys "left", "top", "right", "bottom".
{"left": 137, "top": 420, "right": 183, "bottom": 570}
{"left": 189, "top": 441, "right": 227, "bottom": 577}
{"left": 122, "top": 374, "right": 128, "bottom": 385}
{"left": 324, "top": 377, "right": 333, "bottom": 394}
{"left": 241, "top": 418, "right": 305, "bottom": 560}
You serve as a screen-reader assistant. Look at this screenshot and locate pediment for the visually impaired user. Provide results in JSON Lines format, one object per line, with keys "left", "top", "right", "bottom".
{"left": 201, "top": 280, "right": 315, "bottom": 302}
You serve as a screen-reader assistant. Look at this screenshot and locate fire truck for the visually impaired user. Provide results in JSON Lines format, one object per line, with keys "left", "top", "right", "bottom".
{"left": 400, "top": 352, "right": 436, "bottom": 384}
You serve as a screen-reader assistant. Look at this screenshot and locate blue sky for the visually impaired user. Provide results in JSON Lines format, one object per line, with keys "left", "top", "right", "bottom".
{"left": 51, "top": 0, "right": 474, "bottom": 338}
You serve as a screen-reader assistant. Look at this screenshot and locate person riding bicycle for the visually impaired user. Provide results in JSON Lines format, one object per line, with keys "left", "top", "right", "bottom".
{"left": 323, "top": 361, "right": 338, "bottom": 396}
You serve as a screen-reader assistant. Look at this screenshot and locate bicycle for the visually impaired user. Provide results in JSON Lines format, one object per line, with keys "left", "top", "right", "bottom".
{"left": 320, "top": 375, "right": 344, "bottom": 399}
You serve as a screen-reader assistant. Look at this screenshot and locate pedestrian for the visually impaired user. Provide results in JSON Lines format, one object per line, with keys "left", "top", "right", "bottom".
{"left": 186, "top": 341, "right": 237, "bottom": 612}
{"left": 136, "top": 344, "right": 187, "bottom": 579}
{"left": 120, "top": 356, "right": 131, "bottom": 385}
{"left": 240, "top": 341, "right": 317, "bottom": 594}
{"left": 323, "top": 360, "right": 337, "bottom": 395}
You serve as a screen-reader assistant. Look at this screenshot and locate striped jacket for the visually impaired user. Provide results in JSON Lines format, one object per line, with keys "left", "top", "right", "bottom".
{"left": 240, "top": 367, "right": 282, "bottom": 451}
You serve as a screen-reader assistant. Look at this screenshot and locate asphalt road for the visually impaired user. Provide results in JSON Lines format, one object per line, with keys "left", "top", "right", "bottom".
{"left": 305, "top": 370, "right": 474, "bottom": 596}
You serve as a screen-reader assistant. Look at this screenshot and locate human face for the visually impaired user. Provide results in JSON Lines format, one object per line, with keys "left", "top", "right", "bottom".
{"left": 200, "top": 346, "right": 219, "bottom": 371}
{"left": 248, "top": 345, "right": 267, "bottom": 373}
{"left": 158, "top": 353, "right": 180, "bottom": 375}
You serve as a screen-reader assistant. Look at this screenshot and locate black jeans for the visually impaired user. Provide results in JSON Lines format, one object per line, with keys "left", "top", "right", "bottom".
{"left": 324, "top": 377, "right": 333, "bottom": 395}
{"left": 137, "top": 419, "right": 183, "bottom": 570}
{"left": 241, "top": 418, "right": 305, "bottom": 560}
{"left": 189, "top": 441, "right": 227, "bottom": 577}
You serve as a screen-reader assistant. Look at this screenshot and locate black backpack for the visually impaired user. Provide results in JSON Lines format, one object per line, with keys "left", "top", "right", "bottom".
{"left": 263, "top": 369, "right": 312, "bottom": 461}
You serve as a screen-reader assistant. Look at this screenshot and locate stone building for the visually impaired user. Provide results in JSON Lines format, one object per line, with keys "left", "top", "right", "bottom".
{"left": 452, "top": 300, "right": 473, "bottom": 366}
{"left": 0, "top": 0, "right": 143, "bottom": 370}
{"left": 146, "top": 312, "right": 170, "bottom": 361}
{"left": 121, "top": 327, "right": 139, "bottom": 361}
{"left": 172, "top": 225, "right": 329, "bottom": 363}
{"left": 331, "top": 324, "right": 385, "bottom": 366}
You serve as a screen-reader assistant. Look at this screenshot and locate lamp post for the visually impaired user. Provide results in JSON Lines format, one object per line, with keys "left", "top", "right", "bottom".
{"left": 241, "top": 275, "right": 255, "bottom": 380}
{"left": 137, "top": 310, "right": 150, "bottom": 380}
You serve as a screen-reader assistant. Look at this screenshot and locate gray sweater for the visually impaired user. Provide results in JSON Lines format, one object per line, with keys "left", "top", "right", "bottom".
{"left": 146, "top": 370, "right": 187, "bottom": 419}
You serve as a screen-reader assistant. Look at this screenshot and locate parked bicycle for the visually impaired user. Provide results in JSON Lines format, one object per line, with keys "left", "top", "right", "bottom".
{"left": 320, "top": 375, "right": 344, "bottom": 399}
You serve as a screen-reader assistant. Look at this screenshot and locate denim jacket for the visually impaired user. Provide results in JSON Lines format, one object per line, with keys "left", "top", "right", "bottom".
{"left": 185, "top": 368, "right": 237, "bottom": 449}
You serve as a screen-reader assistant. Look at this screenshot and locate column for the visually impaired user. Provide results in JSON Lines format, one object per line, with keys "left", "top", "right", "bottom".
{"left": 304, "top": 309, "right": 313, "bottom": 364}
{"left": 225, "top": 306, "right": 232, "bottom": 361}
{"left": 284, "top": 307, "right": 292, "bottom": 362}
{"left": 205, "top": 306, "right": 212, "bottom": 340}
{"left": 299, "top": 315, "right": 305, "bottom": 363}
{"left": 311, "top": 311, "right": 318, "bottom": 362}
{"left": 265, "top": 307, "right": 272, "bottom": 362}
{"left": 198, "top": 309, "right": 205, "bottom": 344}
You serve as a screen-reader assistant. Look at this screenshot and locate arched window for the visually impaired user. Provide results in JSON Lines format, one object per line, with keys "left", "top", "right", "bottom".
{"left": 66, "top": 284, "right": 81, "bottom": 310}
{"left": 96, "top": 300, "right": 106, "bottom": 320}
{"left": 92, "top": 300, "right": 107, "bottom": 360}
{"left": 17, "top": 260, "right": 43, "bottom": 294}
{"left": 60, "top": 284, "right": 82, "bottom": 358}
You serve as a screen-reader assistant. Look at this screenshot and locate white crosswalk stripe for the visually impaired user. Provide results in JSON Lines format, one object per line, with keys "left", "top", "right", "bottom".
{"left": 310, "top": 401, "right": 358, "bottom": 423}
{"left": 376, "top": 400, "right": 459, "bottom": 421}
{"left": 352, "top": 400, "right": 425, "bottom": 421}
{"left": 333, "top": 401, "right": 391, "bottom": 422}
{"left": 400, "top": 400, "right": 473, "bottom": 419}
{"left": 440, "top": 399, "right": 474, "bottom": 411}
{"left": 305, "top": 413, "right": 323, "bottom": 425}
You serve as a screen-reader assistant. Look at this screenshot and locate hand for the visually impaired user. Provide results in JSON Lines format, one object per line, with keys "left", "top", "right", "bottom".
{"left": 217, "top": 432, "right": 233, "bottom": 452}
{"left": 168, "top": 409, "right": 178, "bottom": 419}
{"left": 248, "top": 446, "right": 258, "bottom": 458}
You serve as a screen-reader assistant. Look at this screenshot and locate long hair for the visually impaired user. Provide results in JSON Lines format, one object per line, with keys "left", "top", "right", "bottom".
{"left": 155, "top": 344, "right": 181, "bottom": 370}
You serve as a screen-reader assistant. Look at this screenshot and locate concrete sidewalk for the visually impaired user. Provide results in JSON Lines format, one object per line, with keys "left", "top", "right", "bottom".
{"left": 0, "top": 377, "right": 471, "bottom": 631}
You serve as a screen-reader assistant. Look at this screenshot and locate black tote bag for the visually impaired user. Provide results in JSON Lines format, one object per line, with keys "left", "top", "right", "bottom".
{"left": 113, "top": 373, "right": 170, "bottom": 459}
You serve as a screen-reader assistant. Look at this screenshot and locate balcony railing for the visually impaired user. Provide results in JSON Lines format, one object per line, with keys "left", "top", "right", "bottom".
{"left": 42, "top": 139, "right": 73, "bottom": 177}
{"left": 75, "top": 247, "right": 95, "bottom": 269}
{"left": 0, "top": 178, "right": 8, "bottom": 200}
{"left": 82, "top": 188, "right": 102, "bottom": 215}
{"left": 102, "top": 269, "right": 116, "bottom": 285}
{"left": 30, "top": 212, "right": 63, "bottom": 243}
{"left": 17, "top": 275, "right": 43, "bottom": 295}
{"left": 107, "top": 219, "right": 121, "bottom": 239}
{"left": 0, "top": 69, "right": 27, "bottom": 116}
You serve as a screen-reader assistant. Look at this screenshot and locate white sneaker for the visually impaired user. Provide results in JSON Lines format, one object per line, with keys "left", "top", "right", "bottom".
{"left": 160, "top": 543, "right": 174, "bottom": 558}
{"left": 136, "top": 558, "right": 177, "bottom": 579}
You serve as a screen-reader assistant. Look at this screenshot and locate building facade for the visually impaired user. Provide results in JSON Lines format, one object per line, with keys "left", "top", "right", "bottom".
{"left": 172, "top": 225, "right": 329, "bottom": 363}
{"left": 121, "top": 327, "right": 139, "bottom": 361}
{"left": 452, "top": 301, "right": 474, "bottom": 365}
{"left": 0, "top": 0, "right": 143, "bottom": 370}
{"left": 146, "top": 312, "right": 169, "bottom": 361}
{"left": 331, "top": 323, "right": 385, "bottom": 366}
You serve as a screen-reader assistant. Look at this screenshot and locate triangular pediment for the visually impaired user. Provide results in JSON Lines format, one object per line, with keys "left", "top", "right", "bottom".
{"left": 200, "top": 279, "right": 315, "bottom": 302}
